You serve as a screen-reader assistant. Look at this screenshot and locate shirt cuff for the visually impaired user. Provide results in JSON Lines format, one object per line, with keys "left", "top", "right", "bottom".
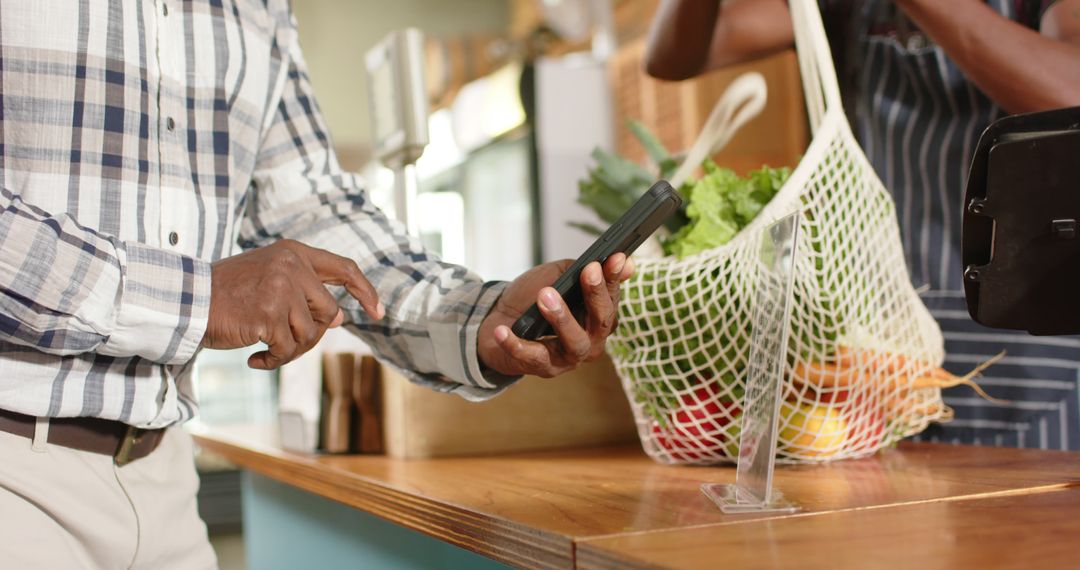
{"left": 97, "top": 241, "right": 212, "bottom": 365}
{"left": 428, "top": 280, "right": 523, "bottom": 397}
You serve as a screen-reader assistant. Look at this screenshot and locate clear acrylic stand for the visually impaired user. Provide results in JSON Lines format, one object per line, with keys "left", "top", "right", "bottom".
{"left": 702, "top": 212, "right": 802, "bottom": 514}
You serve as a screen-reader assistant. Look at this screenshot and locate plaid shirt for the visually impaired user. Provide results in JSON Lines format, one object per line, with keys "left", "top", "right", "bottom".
{"left": 0, "top": 0, "right": 510, "bottom": 428}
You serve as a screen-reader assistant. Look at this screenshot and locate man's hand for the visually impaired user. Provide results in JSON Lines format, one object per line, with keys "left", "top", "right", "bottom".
{"left": 203, "top": 239, "right": 384, "bottom": 369}
{"left": 478, "top": 253, "right": 635, "bottom": 378}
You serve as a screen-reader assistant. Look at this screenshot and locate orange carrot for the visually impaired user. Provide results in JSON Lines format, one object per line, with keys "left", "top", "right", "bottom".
{"left": 792, "top": 346, "right": 947, "bottom": 391}
{"left": 792, "top": 348, "right": 1008, "bottom": 408}
{"left": 908, "top": 350, "right": 1008, "bottom": 404}
{"left": 790, "top": 360, "right": 862, "bottom": 389}
{"left": 833, "top": 346, "right": 951, "bottom": 380}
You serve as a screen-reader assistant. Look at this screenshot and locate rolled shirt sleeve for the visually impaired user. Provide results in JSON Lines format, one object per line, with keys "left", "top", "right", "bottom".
{"left": 239, "top": 13, "right": 519, "bottom": 399}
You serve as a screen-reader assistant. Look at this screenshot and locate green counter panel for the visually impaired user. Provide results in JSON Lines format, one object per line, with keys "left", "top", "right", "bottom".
{"left": 242, "top": 472, "right": 511, "bottom": 570}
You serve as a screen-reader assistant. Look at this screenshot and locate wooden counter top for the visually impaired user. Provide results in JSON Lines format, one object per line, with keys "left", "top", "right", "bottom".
{"left": 577, "top": 487, "right": 1080, "bottom": 570}
{"left": 190, "top": 423, "right": 1080, "bottom": 569}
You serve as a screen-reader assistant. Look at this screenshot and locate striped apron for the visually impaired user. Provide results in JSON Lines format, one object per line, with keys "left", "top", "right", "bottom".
{"left": 834, "top": 0, "right": 1079, "bottom": 449}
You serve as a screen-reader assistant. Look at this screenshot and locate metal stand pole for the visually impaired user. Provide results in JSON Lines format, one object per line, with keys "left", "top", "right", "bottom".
{"left": 391, "top": 163, "right": 420, "bottom": 236}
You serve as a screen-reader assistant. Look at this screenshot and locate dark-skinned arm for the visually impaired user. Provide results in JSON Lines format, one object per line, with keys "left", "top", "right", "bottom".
{"left": 895, "top": 0, "right": 1080, "bottom": 113}
{"left": 647, "top": 0, "right": 1080, "bottom": 114}
{"left": 645, "top": 0, "right": 794, "bottom": 80}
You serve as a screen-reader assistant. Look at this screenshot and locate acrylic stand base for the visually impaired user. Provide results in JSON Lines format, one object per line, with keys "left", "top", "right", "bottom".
{"left": 701, "top": 483, "right": 800, "bottom": 514}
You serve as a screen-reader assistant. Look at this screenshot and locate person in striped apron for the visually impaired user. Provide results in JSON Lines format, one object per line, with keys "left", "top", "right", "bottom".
{"left": 646, "top": 0, "right": 1080, "bottom": 449}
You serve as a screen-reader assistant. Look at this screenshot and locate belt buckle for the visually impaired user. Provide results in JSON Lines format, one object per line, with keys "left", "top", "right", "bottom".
{"left": 114, "top": 426, "right": 144, "bottom": 467}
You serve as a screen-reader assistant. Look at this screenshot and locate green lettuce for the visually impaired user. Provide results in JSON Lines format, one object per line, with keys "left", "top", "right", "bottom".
{"left": 663, "top": 161, "right": 791, "bottom": 258}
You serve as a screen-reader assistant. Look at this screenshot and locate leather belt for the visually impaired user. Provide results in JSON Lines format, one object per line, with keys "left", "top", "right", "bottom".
{"left": 0, "top": 408, "right": 165, "bottom": 466}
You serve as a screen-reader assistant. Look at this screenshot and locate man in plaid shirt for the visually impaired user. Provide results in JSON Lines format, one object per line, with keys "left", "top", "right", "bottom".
{"left": 0, "top": 1, "right": 633, "bottom": 567}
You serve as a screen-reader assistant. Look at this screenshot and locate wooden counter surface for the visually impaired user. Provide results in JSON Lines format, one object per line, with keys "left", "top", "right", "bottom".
{"left": 190, "top": 423, "right": 1080, "bottom": 569}
{"left": 577, "top": 487, "right": 1080, "bottom": 570}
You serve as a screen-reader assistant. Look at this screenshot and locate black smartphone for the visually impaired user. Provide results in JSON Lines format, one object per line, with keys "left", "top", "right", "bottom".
{"left": 511, "top": 180, "right": 683, "bottom": 340}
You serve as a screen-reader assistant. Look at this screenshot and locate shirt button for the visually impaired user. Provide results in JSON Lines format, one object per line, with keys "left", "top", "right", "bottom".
{"left": 162, "top": 3, "right": 169, "bottom": 16}
{"left": 168, "top": 232, "right": 179, "bottom": 246}
{"left": 166, "top": 117, "right": 176, "bottom": 131}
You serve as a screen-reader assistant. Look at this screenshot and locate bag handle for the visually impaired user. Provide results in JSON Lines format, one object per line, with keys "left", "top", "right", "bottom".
{"left": 789, "top": 0, "right": 844, "bottom": 135}
{"left": 668, "top": 0, "right": 840, "bottom": 187}
{"left": 670, "top": 72, "right": 768, "bottom": 188}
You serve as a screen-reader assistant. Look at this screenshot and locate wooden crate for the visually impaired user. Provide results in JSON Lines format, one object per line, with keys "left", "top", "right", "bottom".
{"left": 610, "top": 40, "right": 809, "bottom": 175}
{"left": 380, "top": 355, "right": 638, "bottom": 459}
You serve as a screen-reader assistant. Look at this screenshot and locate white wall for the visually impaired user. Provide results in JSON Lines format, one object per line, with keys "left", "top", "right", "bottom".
{"left": 535, "top": 54, "right": 615, "bottom": 262}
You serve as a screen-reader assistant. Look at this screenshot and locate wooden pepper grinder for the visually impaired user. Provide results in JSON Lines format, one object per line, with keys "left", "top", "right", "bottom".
{"left": 320, "top": 352, "right": 355, "bottom": 453}
{"left": 353, "top": 355, "right": 384, "bottom": 454}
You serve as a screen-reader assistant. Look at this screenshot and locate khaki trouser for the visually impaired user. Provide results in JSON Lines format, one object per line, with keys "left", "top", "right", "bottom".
{"left": 0, "top": 424, "right": 218, "bottom": 569}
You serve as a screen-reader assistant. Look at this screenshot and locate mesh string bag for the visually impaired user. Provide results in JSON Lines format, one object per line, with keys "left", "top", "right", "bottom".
{"left": 607, "top": 0, "right": 946, "bottom": 465}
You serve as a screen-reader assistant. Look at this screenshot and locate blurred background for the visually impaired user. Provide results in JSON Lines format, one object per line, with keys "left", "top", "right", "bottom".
{"left": 190, "top": 1, "right": 809, "bottom": 567}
